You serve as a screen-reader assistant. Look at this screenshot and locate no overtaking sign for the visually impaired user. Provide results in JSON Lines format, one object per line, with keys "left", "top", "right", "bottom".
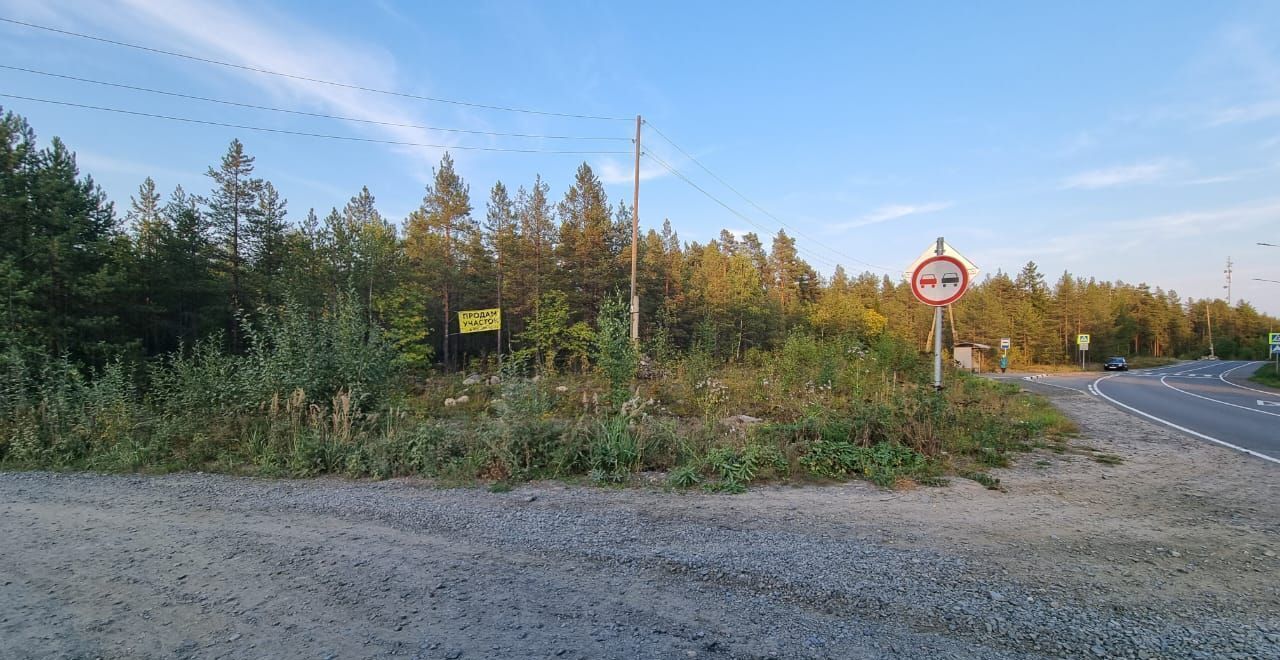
{"left": 910, "top": 255, "right": 970, "bottom": 306}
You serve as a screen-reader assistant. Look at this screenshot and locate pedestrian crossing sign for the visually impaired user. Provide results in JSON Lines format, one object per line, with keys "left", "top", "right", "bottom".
{"left": 1269, "top": 332, "right": 1280, "bottom": 344}
{"left": 1077, "top": 334, "right": 1090, "bottom": 346}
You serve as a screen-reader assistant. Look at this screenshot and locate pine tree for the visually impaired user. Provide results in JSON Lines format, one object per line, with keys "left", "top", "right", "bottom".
{"left": 124, "top": 177, "right": 170, "bottom": 353}
{"left": 341, "top": 186, "right": 399, "bottom": 322}
{"left": 159, "top": 185, "right": 220, "bottom": 348}
{"left": 413, "top": 153, "right": 473, "bottom": 370}
{"left": 204, "top": 139, "right": 261, "bottom": 349}
{"left": 556, "top": 163, "right": 623, "bottom": 322}
{"left": 128, "top": 177, "right": 164, "bottom": 256}
{"left": 246, "top": 180, "right": 288, "bottom": 306}
{"left": 20, "top": 134, "right": 121, "bottom": 361}
{"left": 509, "top": 176, "right": 557, "bottom": 337}
{"left": 767, "top": 230, "right": 816, "bottom": 336}
{"left": 277, "top": 207, "right": 330, "bottom": 315}
{"left": 485, "top": 181, "right": 516, "bottom": 350}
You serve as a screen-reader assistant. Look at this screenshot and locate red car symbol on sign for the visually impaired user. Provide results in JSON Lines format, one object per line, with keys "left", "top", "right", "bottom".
{"left": 919, "top": 274, "right": 938, "bottom": 287}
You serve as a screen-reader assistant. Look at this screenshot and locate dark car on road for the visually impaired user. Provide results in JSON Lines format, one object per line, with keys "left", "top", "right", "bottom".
{"left": 1104, "top": 356, "right": 1128, "bottom": 371}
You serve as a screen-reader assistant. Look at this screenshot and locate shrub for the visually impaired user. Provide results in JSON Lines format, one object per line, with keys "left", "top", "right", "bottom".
{"left": 241, "top": 294, "right": 400, "bottom": 412}
{"left": 594, "top": 295, "right": 638, "bottom": 409}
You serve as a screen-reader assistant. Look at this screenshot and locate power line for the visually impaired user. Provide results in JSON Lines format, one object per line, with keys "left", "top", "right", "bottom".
{"left": 0, "top": 16, "right": 631, "bottom": 122}
{"left": 643, "top": 119, "right": 892, "bottom": 272}
{"left": 643, "top": 150, "right": 886, "bottom": 273}
{"left": 0, "top": 64, "right": 630, "bottom": 142}
{"left": 643, "top": 150, "right": 857, "bottom": 272}
{"left": 0, "top": 92, "right": 631, "bottom": 155}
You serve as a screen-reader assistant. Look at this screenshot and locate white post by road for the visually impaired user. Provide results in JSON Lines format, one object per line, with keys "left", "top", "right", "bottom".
{"left": 933, "top": 236, "right": 944, "bottom": 391}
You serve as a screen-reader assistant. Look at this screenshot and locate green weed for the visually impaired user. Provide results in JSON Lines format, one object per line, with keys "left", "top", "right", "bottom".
{"left": 961, "top": 471, "right": 1002, "bottom": 491}
{"left": 667, "top": 464, "right": 700, "bottom": 488}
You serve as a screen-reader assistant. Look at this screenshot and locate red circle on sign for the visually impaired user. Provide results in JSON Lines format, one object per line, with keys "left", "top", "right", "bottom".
{"left": 910, "top": 255, "right": 970, "bottom": 306}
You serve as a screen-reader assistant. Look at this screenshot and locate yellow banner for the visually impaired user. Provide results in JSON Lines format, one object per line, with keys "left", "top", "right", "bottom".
{"left": 458, "top": 308, "right": 501, "bottom": 333}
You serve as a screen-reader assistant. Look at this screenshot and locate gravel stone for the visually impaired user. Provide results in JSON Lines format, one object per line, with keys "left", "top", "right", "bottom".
{"left": 1, "top": 384, "right": 1277, "bottom": 659}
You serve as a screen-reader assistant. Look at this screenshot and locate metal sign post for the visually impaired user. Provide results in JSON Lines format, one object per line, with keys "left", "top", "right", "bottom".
{"left": 932, "top": 240, "right": 944, "bottom": 390}
{"left": 908, "top": 237, "right": 975, "bottom": 392}
{"left": 458, "top": 309, "right": 503, "bottom": 367}
{"left": 1077, "top": 334, "right": 1090, "bottom": 371}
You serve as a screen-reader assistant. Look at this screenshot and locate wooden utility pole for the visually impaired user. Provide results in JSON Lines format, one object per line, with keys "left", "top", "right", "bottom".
{"left": 496, "top": 227, "right": 503, "bottom": 369}
{"left": 1206, "top": 305, "right": 1215, "bottom": 358}
{"left": 630, "top": 115, "right": 642, "bottom": 342}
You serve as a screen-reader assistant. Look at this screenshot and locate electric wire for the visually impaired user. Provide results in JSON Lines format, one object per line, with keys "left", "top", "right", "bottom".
{"left": 642, "top": 150, "right": 853, "bottom": 272}
{"left": 0, "top": 92, "right": 631, "bottom": 154}
{"left": 0, "top": 64, "right": 630, "bottom": 142}
{"left": 644, "top": 119, "right": 892, "bottom": 272}
{"left": 0, "top": 16, "right": 631, "bottom": 121}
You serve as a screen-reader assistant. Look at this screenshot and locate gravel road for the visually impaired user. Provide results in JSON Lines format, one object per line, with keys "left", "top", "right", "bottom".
{"left": 2, "top": 388, "right": 1278, "bottom": 659}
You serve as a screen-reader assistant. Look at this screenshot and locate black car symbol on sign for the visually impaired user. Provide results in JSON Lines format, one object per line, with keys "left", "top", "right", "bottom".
{"left": 941, "top": 272, "right": 960, "bottom": 287}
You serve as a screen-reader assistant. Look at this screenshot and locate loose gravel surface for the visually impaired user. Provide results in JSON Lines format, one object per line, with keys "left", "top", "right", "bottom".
{"left": 2, "top": 388, "right": 1278, "bottom": 659}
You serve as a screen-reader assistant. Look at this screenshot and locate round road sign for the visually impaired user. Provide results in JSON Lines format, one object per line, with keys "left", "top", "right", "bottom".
{"left": 910, "top": 255, "right": 970, "bottom": 306}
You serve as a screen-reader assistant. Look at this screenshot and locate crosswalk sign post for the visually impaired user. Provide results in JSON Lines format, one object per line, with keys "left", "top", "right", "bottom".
{"left": 1077, "top": 334, "right": 1090, "bottom": 370}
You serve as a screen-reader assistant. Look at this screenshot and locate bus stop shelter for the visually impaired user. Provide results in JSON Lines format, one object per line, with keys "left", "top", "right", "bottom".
{"left": 954, "top": 342, "right": 992, "bottom": 373}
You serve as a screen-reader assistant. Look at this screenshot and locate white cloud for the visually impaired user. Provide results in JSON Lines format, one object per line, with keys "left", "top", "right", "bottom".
{"left": 1059, "top": 159, "right": 1181, "bottom": 190}
{"left": 73, "top": 148, "right": 197, "bottom": 185}
{"left": 1055, "top": 130, "right": 1099, "bottom": 157}
{"left": 1209, "top": 100, "right": 1280, "bottom": 125}
{"left": 827, "top": 201, "right": 952, "bottom": 232}
{"left": 979, "top": 199, "right": 1280, "bottom": 266}
{"left": 26, "top": 0, "right": 460, "bottom": 172}
{"left": 1121, "top": 199, "right": 1280, "bottom": 237}
{"left": 1181, "top": 174, "right": 1241, "bottom": 185}
{"left": 595, "top": 157, "right": 667, "bottom": 185}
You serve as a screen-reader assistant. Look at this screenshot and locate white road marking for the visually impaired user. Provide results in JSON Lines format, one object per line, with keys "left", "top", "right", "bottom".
{"left": 1158, "top": 376, "right": 1280, "bottom": 418}
{"left": 1181, "top": 360, "right": 1233, "bottom": 374}
{"left": 1092, "top": 374, "right": 1280, "bottom": 466}
{"left": 1259, "top": 401, "right": 1280, "bottom": 407}
{"left": 1024, "top": 378, "right": 1090, "bottom": 395}
{"left": 1216, "top": 361, "right": 1280, "bottom": 398}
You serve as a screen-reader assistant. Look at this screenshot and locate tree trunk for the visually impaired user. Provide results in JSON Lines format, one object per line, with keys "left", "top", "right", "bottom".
{"left": 229, "top": 177, "right": 241, "bottom": 352}
{"left": 443, "top": 215, "right": 453, "bottom": 371}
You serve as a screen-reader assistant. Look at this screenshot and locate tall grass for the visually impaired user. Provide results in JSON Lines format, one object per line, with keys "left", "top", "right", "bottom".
{"left": 2, "top": 318, "right": 1073, "bottom": 491}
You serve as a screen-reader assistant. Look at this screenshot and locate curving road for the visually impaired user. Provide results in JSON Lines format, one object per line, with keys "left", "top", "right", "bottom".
{"left": 1091, "top": 360, "right": 1280, "bottom": 463}
{"left": 1002, "top": 360, "right": 1280, "bottom": 464}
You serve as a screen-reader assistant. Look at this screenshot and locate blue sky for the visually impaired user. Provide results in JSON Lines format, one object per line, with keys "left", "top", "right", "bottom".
{"left": 2, "top": 0, "right": 1279, "bottom": 315}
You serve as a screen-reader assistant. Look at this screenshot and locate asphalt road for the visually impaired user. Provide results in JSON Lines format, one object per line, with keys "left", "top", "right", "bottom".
{"left": 998, "top": 360, "right": 1280, "bottom": 464}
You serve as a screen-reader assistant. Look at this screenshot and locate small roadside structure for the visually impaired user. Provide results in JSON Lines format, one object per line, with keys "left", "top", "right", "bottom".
{"left": 954, "top": 342, "right": 992, "bottom": 373}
